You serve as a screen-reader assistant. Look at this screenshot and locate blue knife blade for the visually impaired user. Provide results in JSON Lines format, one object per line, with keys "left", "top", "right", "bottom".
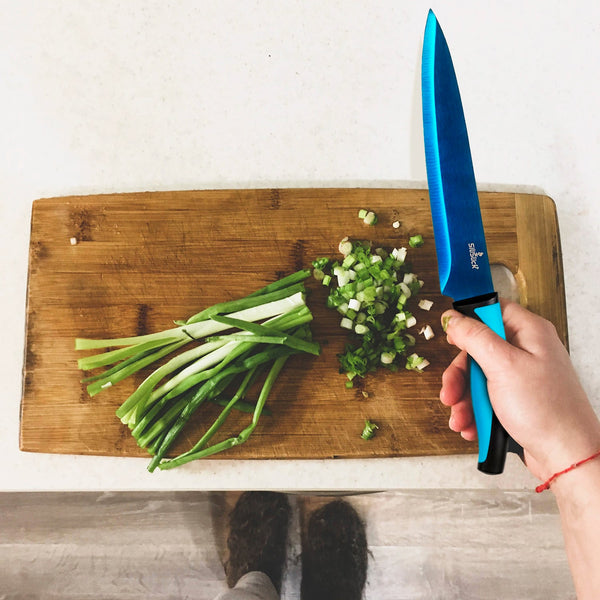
{"left": 421, "top": 10, "right": 521, "bottom": 475}
{"left": 422, "top": 10, "right": 493, "bottom": 301}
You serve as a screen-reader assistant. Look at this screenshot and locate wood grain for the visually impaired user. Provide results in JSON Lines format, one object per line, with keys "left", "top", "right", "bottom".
{"left": 20, "top": 189, "right": 567, "bottom": 460}
{"left": 515, "top": 193, "right": 568, "bottom": 348}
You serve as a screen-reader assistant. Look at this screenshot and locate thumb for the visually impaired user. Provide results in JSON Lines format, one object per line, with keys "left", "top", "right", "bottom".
{"left": 442, "top": 309, "right": 517, "bottom": 375}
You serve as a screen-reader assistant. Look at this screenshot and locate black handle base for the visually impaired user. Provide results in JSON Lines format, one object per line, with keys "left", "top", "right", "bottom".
{"left": 477, "top": 414, "right": 508, "bottom": 474}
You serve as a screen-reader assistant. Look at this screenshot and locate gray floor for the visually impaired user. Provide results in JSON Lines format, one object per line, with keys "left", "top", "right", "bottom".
{"left": 0, "top": 490, "right": 575, "bottom": 599}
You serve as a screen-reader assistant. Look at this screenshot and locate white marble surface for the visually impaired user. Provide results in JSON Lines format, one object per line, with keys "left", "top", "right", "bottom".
{"left": 2, "top": 1, "right": 599, "bottom": 491}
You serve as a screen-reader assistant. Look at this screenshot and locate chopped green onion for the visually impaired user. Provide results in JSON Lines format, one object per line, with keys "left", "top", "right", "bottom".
{"left": 418, "top": 325, "right": 435, "bottom": 340}
{"left": 361, "top": 419, "right": 379, "bottom": 440}
{"left": 418, "top": 299, "right": 434, "bottom": 311}
{"left": 340, "top": 317, "right": 354, "bottom": 330}
{"left": 348, "top": 298, "right": 361, "bottom": 311}
{"left": 391, "top": 247, "right": 407, "bottom": 263}
{"left": 316, "top": 238, "right": 426, "bottom": 383}
{"left": 342, "top": 254, "right": 357, "bottom": 269}
{"left": 409, "top": 234, "right": 424, "bottom": 248}
{"left": 405, "top": 353, "right": 430, "bottom": 372}
{"left": 380, "top": 351, "right": 396, "bottom": 365}
{"left": 312, "top": 257, "right": 330, "bottom": 270}
{"left": 338, "top": 236, "right": 353, "bottom": 256}
{"left": 363, "top": 211, "right": 377, "bottom": 226}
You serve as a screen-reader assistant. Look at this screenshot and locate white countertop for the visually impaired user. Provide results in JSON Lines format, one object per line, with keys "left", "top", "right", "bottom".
{"left": 2, "top": 1, "right": 599, "bottom": 492}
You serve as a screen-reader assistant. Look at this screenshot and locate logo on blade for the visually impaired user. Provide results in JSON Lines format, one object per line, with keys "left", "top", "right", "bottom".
{"left": 468, "top": 242, "right": 484, "bottom": 270}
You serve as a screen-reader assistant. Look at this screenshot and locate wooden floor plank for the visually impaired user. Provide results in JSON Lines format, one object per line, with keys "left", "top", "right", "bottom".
{"left": 0, "top": 490, "right": 575, "bottom": 599}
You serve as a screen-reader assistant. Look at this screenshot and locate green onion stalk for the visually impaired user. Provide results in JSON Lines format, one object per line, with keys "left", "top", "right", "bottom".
{"left": 75, "top": 270, "right": 319, "bottom": 471}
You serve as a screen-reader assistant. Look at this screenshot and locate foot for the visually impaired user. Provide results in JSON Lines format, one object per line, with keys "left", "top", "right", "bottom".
{"left": 224, "top": 491, "right": 291, "bottom": 593}
{"left": 301, "top": 499, "right": 368, "bottom": 600}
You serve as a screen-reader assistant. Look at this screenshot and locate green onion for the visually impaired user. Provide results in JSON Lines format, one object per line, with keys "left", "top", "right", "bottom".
{"left": 405, "top": 352, "right": 430, "bottom": 372}
{"left": 210, "top": 397, "right": 272, "bottom": 416}
{"left": 75, "top": 271, "right": 319, "bottom": 471}
{"left": 157, "top": 353, "right": 290, "bottom": 469}
{"left": 362, "top": 211, "right": 377, "bottom": 226}
{"left": 314, "top": 238, "right": 426, "bottom": 384}
{"left": 409, "top": 234, "right": 424, "bottom": 248}
{"left": 312, "top": 257, "right": 330, "bottom": 270}
{"left": 361, "top": 419, "right": 379, "bottom": 440}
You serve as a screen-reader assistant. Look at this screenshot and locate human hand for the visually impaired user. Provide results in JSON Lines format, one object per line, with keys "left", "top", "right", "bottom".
{"left": 440, "top": 299, "right": 600, "bottom": 481}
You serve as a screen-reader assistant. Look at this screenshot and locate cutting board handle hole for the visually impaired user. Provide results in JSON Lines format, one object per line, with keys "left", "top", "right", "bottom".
{"left": 490, "top": 263, "right": 520, "bottom": 303}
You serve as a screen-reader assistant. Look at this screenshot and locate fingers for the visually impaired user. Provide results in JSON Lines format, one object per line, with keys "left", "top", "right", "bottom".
{"left": 440, "top": 299, "right": 576, "bottom": 456}
{"left": 441, "top": 306, "right": 519, "bottom": 377}
{"left": 439, "top": 302, "right": 535, "bottom": 443}
{"left": 458, "top": 421, "right": 477, "bottom": 441}
{"left": 449, "top": 399, "right": 476, "bottom": 440}
{"left": 479, "top": 298, "right": 561, "bottom": 355}
{"left": 440, "top": 350, "right": 468, "bottom": 406}
{"left": 441, "top": 350, "right": 476, "bottom": 440}
{"left": 496, "top": 299, "right": 558, "bottom": 352}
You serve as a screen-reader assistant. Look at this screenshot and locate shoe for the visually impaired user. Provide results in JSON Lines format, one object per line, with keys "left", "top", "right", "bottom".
{"left": 224, "top": 491, "right": 291, "bottom": 593}
{"left": 301, "top": 499, "right": 368, "bottom": 600}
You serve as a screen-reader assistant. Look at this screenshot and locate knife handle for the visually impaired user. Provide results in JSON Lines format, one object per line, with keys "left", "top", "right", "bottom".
{"left": 452, "top": 292, "right": 521, "bottom": 474}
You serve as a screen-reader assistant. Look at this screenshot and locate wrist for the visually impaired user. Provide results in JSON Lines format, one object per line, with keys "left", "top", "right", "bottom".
{"left": 536, "top": 449, "right": 600, "bottom": 493}
{"left": 536, "top": 439, "right": 600, "bottom": 499}
{"left": 550, "top": 455, "right": 600, "bottom": 521}
{"left": 537, "top": 426, "right": 600, "bottom": 483}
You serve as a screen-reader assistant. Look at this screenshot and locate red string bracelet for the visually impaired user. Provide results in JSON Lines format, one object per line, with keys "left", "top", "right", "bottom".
{"left": 536, "top": 449, "right": 600, "bottom": 493}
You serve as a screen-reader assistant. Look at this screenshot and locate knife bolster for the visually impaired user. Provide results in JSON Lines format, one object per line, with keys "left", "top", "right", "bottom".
{"left": 452, "top": 291, "right": 499, "bottom": 316}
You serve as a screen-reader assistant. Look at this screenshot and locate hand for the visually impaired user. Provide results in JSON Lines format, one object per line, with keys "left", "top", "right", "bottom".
{"left": 440, "top": 299, "right": 600, "bottom": 481}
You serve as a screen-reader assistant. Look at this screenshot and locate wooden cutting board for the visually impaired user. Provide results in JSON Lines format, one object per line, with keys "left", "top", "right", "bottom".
{"left": 21, "top": 189, "right": 567, "bottom": 461}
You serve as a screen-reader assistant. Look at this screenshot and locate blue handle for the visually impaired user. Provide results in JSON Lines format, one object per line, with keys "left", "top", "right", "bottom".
{"left": 472, "top": 302, "right": 505, "bottom": 461}
{"left": 453, "top": 292, "right": 518, "bottom": 474}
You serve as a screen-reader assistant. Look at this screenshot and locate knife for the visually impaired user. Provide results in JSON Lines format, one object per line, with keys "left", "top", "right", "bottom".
{"left": 421, "top": 10, "right": 522, "bottom": 474}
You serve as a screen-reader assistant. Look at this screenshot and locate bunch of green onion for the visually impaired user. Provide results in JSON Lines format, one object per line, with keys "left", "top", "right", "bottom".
{"left": 75, "top": 270, "right": 319, "bottom": 471}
